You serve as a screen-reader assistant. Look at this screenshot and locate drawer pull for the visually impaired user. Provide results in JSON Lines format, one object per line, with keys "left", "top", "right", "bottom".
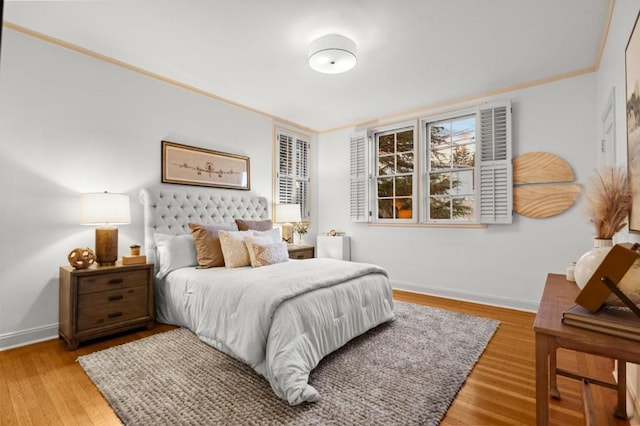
{"left": 296, "top": 255, "right": 304, "bottom": 259}
{"left": 108, "top": 295, "right": 124, "bottom": 301}
{"left": 108, "top": 278, "right": 124, "bottom": 284}
{"left": 108, "top": 312, "right": 123, "bottom": 319}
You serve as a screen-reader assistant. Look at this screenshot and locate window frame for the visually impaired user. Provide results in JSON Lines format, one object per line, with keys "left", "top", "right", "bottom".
{"left": 421, "top": 107, "right": 479, "bottom": 224}
{"left": 369, "top": 122, "right": 418, "bottom": 224}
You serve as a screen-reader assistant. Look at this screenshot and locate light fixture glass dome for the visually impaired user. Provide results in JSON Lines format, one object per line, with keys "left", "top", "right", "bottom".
{"left": 308, "top": 34, "right": 357, "bottom": 74}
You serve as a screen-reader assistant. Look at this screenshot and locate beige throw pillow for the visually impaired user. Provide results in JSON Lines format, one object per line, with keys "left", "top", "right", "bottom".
{"left": 188, "top": 222, "right": 238, "bottom": 268}
{"left": 219, "top": 230, "right": 254, "bottom": 268}
{"left": 244, "top": 238, "right": 289, "bottom": 268}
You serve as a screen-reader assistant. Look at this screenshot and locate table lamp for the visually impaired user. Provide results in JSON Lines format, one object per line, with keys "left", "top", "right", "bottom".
{"left": 80, "top": 192, "right": 131, "bottom": 266}
{"left": 275, "top": 204, "right": 301, "bottom": 244}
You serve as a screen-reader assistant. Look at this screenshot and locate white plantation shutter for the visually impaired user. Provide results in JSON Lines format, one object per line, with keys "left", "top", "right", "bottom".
{"left": 275, "top": 128, "right": 310, "bottom": 221}
{"left": 478, "top": 101, "right": 512, "bottom": 224}
{"left": 350, "top": 132, "right": 369, "bottom": 222}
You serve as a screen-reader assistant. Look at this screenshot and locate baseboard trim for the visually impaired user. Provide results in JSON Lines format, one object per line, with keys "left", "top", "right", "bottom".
{"left": 0, "top": 323, "right": 58, "bottom": 351}
{"left": 391, "top": 280, "right": 539, "bottom": 312}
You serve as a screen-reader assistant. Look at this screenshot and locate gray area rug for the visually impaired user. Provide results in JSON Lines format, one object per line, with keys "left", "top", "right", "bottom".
{"left": 78, "top": 301, "right": 499, "bottom": 425}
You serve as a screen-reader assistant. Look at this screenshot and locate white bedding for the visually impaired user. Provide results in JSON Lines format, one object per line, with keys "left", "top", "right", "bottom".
{"left": 157, "top": 257, "right": 394, "bottom": 404}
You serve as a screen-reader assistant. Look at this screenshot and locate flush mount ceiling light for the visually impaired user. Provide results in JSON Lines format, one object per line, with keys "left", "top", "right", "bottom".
{"left": 308, "top": 34, "right": 357, "bottom": 74}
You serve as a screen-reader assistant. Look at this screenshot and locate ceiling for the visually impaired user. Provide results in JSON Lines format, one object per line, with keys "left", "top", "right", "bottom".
{"left": 4, "top": 0, "right": 611, "bottom": 132}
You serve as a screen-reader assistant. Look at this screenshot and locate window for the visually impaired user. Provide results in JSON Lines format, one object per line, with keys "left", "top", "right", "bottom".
{"left": 375, "top": 127, "right": 416, "bottom": 221}
{"left": 427, "top": 114, "right": 476, "bottom": 221}
{"left": 350, "top": 101, "right": 512, "bottom": 225}
{"left": 275, "top": 128, "right": 310, "bottom": 221}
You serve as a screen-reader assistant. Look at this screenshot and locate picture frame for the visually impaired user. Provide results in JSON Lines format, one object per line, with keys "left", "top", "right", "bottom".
{"left": 161, "top": 141, "right": 250, "bottom": 190}
{"left": 626, "top": 11, "right": 640, "bottom": 232}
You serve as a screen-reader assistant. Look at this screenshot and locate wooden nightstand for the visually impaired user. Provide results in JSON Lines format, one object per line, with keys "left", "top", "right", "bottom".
{"left": 59, "top": 262, "right": 155, "bottom": 350}
{"left": 287, "top": 245, "right": 315, "bottom": 259}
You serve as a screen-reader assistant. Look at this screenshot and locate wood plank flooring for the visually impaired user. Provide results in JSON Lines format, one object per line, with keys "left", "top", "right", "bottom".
{"left": 0, "top": 291, "right": 631, "bottom": 425}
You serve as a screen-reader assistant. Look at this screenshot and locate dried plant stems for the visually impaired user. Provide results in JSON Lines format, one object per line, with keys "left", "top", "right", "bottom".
{"left": 585, "top": 166, "right": 632, "bottom": 239}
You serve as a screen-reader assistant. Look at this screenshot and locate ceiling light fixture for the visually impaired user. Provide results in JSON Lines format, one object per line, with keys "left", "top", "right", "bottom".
{"left": 308, "top": 34, "right": 357, "bottom": 74}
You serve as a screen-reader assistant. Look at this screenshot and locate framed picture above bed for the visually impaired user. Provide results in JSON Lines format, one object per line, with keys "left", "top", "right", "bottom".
{"left": 161, "top": 140, "right": 250, "bottom": 190}
{"left": 627, "top": 11, "right": 640, "bottom": 232}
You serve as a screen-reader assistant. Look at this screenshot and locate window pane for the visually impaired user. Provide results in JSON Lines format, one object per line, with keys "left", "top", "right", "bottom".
{"left": 377, "top": 177, "right": 393, "bottom": 197}
{"left": 429, "top": 172, "right": 451, "bottom": 196}
{"left": 396, "top": 152, "right": 414, "bottom": 173}
{"left": 430, "top": 124, "right": 451, "bottom": 148}
{"left": 397, "top": 198, "right": 412, "bottom": 219}
{"left": 378, "top": 134, "right": 395, "bottom": 155}
{"left": 453, "top": 144, "right": 475, "bottom": 168}
{"left": 452, "top": 196, "right": 474, "bottom": 220}
{"left": 397, "top": 130, "right": 413, "bottom": 152}
{"left": 451, "top": 170, "right": 474, "bottom": 194}
{"left": 430, "top": 197, "right": 450, "bottom": 219}
{"left": 395, "top": 176, "right": 412, "bottom": 196}
{"left": 378, "top": 199, "right": 395, "bottom": 219}
{"left": 378, "top": 155, "right": 395, "bottom": 175}
{"left": 452, "top": 116, "right": 475, "bottom": 145}
{"left": 430, "top": 148, "right": 451, "bottom": 170}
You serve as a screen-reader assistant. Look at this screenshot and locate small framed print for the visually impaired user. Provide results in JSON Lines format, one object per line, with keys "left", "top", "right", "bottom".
{"left": 162, "top": 141, "right": 250, "bottom": 190}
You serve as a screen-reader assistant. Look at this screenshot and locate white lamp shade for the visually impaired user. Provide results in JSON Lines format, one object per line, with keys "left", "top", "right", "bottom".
{"left": 275, "top": 204, "right": 302, "bottom": 223}
{"left": 80, "top": 192, "right": 131, "bottom": 225}
{"left": 308, "top": 34, "right": 357, "bottom": 74}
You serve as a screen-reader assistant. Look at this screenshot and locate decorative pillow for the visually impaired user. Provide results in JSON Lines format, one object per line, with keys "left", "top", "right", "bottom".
{"left": 188, "top": 222, "right": 238, "bottom": 268}
{"left": 219, "top": 230, "right": 254, "bottom": 268}
{"left": 236, "top": 219, "right": 273, "bottom": 231}
{"left": 252, "top": 227, "right": 281, "bottom": 244}
{"left": 153, "top": 233, "right": 197, "bottom": 279}
{"left": 245, "top": 239, "right": 289, "bottom": 268}
{"left": 244, "top": 235, "right": 277, "bottom": 267}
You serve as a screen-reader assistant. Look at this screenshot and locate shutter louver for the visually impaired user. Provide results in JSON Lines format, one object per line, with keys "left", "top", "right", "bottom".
{"left": 296, "top": 139, "right": 310, "bottom": 221}
{"left": 350, "top": 132, "right": 368, "bottom": 222}
{"left": 478, "top": 101, "right": 512, "bottom": 224}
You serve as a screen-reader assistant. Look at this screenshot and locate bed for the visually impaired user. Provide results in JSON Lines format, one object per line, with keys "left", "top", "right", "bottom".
{"left": 140, "top": 187, "right": 394, "bottom": 405}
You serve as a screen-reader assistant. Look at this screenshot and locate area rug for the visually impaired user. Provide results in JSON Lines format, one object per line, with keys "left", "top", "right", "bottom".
{"left": 78, "top": 301, "right": 499, "bottom": 425}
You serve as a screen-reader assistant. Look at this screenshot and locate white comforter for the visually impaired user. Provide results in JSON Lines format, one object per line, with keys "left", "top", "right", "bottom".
{"left": 159, "top": 258, "right": 394, "bottom": 404}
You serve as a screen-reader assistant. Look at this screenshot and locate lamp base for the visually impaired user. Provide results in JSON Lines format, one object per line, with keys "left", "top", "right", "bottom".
{"left": 281, "top": 223, "right": 293, "bottom": 244}
{"left": 96, "top": 226, "right": 118, "bottom": 266}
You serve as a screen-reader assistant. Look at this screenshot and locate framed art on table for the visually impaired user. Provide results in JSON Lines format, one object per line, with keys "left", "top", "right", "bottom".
{"left": 626, "top": 11, "right": 640, "bottom": 232}
{"left": 161, "top": 141, "right": 250, "bottom": 190}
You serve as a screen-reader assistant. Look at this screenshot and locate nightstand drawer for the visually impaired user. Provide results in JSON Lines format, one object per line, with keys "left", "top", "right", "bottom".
{"left": 77, "top": 285, "right": 148, "bottom": 331}
{"left": 78, "top": 269, "right": 149, "bottom": 295}
{"left": 288, "top": 246, "right": 315, "bottom": 259}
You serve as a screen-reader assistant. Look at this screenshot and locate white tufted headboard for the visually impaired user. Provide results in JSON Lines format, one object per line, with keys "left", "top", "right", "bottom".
{"left": 139, "top": 187, "right": 269, "bottom": 265}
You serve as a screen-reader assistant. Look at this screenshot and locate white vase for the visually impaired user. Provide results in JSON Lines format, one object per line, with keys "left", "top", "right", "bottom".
{"left": 574, "top": 238, "right": 613, "bottom": 289}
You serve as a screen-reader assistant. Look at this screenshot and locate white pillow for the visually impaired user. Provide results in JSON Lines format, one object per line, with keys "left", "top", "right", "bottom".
{"left": 219, "top": 230, "right": 254, "bottom": 268}
{"left": 154, "top": 233, "right": 197, "bottom": 279}
{"left": 252, "top": 227, "right": 281, "bottom": 243}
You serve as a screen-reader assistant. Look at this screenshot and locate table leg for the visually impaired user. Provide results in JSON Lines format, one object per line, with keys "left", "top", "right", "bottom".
{"left": 549, "top": 341, "right": 560, "bottom": 399}
{"left": 536, "top": 332, "right": 551, "bottom": 426}
{"left": 614, "top": 360, "right": 628, "bottom": 419}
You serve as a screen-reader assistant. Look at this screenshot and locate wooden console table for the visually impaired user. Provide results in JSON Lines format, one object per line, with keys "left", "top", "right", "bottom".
{"left": 534, "top": 273, "right": 640, "bottom": 425}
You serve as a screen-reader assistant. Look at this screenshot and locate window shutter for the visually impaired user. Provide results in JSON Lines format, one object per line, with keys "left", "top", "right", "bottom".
{"left": 276, "top": 131, "right": 295, "bottom": 204}
{"left": 478, "top": 101, "right": 512, "bottom": 224}
{"left": 350, "top": 132, "right": 369, "bottom": 222}
{"left": 295, "top": 138, "right": 310, "bottom": 221}
{"left": 275, "top": 128, "right": 311, "bottom": 221}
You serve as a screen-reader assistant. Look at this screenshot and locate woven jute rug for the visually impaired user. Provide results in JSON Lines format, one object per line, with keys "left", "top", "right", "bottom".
{"left": 78, "top": 301, "right": 498, "bottom": 425}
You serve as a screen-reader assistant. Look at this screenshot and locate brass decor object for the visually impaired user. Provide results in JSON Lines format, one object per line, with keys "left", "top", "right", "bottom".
{"left": 67, "top": 247, "right": 95, "bottom": 269}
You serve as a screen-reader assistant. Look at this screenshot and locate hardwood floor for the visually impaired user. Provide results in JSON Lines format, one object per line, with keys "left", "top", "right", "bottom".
{"left": 0, "top": 291, "right": 631, "bottom": 425}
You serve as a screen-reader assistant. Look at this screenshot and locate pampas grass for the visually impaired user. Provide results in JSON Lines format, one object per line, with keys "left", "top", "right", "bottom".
{"left": 585, "top": 166, "right": 632, "bottom": 239}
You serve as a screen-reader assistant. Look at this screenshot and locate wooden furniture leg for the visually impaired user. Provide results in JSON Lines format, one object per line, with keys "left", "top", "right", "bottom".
{"left": 614, "top": 361, "right": 628, "bottom": 419}
{"left": 536, "top": 332, "right": 551, "bottom": 426}
{"left": 549, "top": 342, "right": 560, "bottom": 399}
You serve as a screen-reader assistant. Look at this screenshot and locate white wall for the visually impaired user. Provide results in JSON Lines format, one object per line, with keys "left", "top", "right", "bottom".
{"left": 0, "top": 30, "right": 318, "bottom": 349}
{"left": 317, "top": 74, "right": 598, "bottom": 310}
{"left": 596, "top": 0, "right": 640, "bottom": 418}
